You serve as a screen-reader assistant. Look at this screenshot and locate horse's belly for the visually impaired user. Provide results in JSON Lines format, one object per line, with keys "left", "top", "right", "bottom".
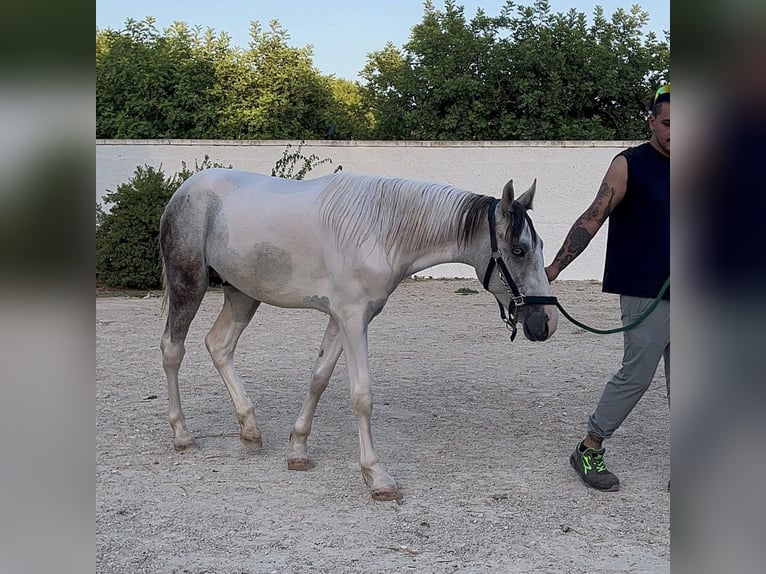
{"left": 207, "top": 236, "right": 331, "bottom": 310}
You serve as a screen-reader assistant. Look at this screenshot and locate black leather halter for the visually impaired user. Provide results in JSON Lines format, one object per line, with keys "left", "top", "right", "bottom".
{"left": 481, "top": 198, "right": 557, "bottom": 340}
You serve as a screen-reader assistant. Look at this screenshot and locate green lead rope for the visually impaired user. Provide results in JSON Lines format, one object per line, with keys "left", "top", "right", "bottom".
{"left": 555, "top": 277, "right": 670, "bottom": 335}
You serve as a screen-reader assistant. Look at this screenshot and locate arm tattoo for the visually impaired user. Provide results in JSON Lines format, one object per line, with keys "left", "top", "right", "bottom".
{"left": 552, "top": 182, "right": 616, "bottom": 272}
{"left": 559, "top": 227, "right": 591, "bottom": 268}
{"left": 583, "top": 181, "right": 616, "bottom": 223}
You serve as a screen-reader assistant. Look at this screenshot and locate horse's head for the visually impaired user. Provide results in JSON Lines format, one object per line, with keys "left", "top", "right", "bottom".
{"left": 481, "top": 180, "right": 558, "bottom": 342}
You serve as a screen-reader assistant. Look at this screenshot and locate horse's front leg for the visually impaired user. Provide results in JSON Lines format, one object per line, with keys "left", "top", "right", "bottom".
{"left": 338, "top": 312, "right": 400, "bottom": 502}
{"left": 287, "top": 317, "right": 343, "bottom": 470}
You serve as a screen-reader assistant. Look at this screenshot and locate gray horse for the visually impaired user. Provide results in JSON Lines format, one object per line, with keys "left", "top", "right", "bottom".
{"left": 159, "top": 170, "right": 557, "bottom": 501}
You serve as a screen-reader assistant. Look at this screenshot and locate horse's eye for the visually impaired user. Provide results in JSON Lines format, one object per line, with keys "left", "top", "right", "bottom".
{"left": 511, "top": 246, "right": 524, "bottom": 257}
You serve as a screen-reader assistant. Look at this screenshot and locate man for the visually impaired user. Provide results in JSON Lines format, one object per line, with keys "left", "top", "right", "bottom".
{"left": 545, "top": 84, "right": 670, "bottom": 491}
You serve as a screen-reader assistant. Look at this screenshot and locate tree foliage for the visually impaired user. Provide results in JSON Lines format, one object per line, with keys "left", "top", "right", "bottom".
{"left": 96, "top": 2, "right": 669, "bottom": 141}
{"left": 362, "top": 0, "right": 670, "bottom": 140}
{"left": 96, "top": 18, "right": 372, "bottom": 139}
{"left": 96, "top": 18, "right": 225, "bottom": 138}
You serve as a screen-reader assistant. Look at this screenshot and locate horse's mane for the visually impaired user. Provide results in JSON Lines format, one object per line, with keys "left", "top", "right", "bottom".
{"left": 317, "top": 173, "right": 495, "bottom": 257}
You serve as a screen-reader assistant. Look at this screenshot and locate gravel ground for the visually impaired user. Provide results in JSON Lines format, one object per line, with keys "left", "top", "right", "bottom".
{"left": 97, "top": 279, "right": 669, "bottom": 573}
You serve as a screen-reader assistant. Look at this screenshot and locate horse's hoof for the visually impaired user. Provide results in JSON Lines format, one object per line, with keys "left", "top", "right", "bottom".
{"left": 173, "top": 437, "right": 197, "bottom": 451}
{"left": 287, "top": 457, "right": 315, "bottom": 471}
{"left": 371, "top": 485, "right": 402, "bottom": 502}
{"left": 240, "top": 435, "right": 263, "bottom": 451}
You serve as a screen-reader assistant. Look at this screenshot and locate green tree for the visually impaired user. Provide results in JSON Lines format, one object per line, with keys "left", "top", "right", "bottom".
{"left": 504, "top": 1, "right": 668, "bottom": 139}
{"left": 402, "top": 0, "right": 512, "bottom": 139}
{"left": 97, "top": 17, "right": 371, "bottom": 140}
{"left": 361, "top": 41, "right": 416, "bottom": 139}
{"left": 96, "top": 18, "right": 225, "bottom": 138}
{"left": 214, "top": 20, "right": 333, "bottom": 138}
{"left": 361, "top": 0, "right": 670, "bottom": 140}
{"left": 326, "top": 77, "right": 375, "bottom": 139}
{"left": 96, "top": 5, "right": 669, "bottom": 141}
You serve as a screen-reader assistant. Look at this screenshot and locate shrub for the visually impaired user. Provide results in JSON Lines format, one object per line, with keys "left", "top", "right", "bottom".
{"left": 96, "top": 157, "right": 225, "bottom": 289}
{"left": 271, "top": 140, "right": 342, "bottom": 180}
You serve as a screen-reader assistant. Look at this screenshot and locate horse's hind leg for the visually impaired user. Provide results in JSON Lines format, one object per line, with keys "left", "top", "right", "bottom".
{"left": 205, "top": 285, "right": 262, "bottom": 449}
{"left": 288, "top": 317, "right": 344, "bottom": 470}
{"left": 160, "top": 267, "right": 208, "bottom": 451}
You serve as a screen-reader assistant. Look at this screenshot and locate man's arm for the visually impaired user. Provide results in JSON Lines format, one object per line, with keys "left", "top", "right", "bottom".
{"left": 545, "top": 155, "right": 629, "bottom": 282}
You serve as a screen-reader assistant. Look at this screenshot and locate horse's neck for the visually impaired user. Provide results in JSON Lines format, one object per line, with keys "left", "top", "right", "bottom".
{"left": 402, "top": 227, "right": 491, "bottom": 277}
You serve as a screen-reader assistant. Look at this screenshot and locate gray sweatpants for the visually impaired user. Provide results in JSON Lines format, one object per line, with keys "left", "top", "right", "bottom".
{"left": 587, "top": 295, "right": 670, "bottom": 439}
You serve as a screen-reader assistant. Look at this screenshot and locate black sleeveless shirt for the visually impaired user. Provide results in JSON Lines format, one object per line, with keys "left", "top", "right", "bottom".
{"left": 603, "top": 142, "right": 670, "bottom": 300}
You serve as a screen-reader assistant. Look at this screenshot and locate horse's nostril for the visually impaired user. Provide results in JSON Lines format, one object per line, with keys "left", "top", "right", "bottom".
{"left": 524, "top": 311, "right": 548, "bottom": 341}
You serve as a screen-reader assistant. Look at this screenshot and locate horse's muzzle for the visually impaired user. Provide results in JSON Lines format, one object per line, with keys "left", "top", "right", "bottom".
{"left": 523, "top": 308, "right": 556, "bottom": 341}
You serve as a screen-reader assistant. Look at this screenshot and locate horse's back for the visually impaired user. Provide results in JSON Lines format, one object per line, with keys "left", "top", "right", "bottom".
{"left": 172, "top": 168, "right": 328, "bottom": 204}
{"left": 163, "top": 169, "right": 330, "bottom": 239}
{"left": 161, "top": 169, "right": 414, "bottom": 308}
{"left": 162, "top": 170, "right": 345, "bottom": 305}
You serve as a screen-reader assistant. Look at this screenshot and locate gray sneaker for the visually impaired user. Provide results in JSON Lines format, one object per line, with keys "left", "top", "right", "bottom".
{"left": 570, "top": 441, "right": 620, "bottom": 491}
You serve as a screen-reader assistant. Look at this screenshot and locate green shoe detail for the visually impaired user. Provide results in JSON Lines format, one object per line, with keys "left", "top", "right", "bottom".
{"left": 570, "top": 442, "right": 620, "bottom": 492}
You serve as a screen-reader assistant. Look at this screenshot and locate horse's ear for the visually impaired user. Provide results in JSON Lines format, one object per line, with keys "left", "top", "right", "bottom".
{"left": 501, "top": 180, "right": 515, "bottom": 216}
{"left": 516, "top": 179, "right": 536, "bottom": 211}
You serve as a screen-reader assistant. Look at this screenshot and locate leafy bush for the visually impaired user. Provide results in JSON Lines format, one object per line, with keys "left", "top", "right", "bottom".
{"left": 96, "top": 156, "right": 226, "bottom": 289}
{"left": 96, "top": 145, "right": 341, "bottom": 290}
{"left": 271, "top": 140, "right": 342, "bottom": 180}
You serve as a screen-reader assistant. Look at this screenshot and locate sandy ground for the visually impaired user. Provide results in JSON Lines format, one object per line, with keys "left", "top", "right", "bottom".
{"left": 96, "top": 279, "right": 669, "bottom": 573}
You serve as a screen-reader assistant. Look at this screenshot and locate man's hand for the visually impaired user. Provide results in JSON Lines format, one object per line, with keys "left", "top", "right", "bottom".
{"left": 545, "top": 265, "right": 558, "bottom": 283}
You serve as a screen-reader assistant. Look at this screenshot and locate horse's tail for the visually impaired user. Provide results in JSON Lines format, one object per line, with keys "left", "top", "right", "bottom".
{"left": 157, "top": 232, "right": 168, "bottom": 316}
{"left": 158, "top": 199, "right": 172, "bottom": 317}
{"left": 160, "top": 242, "right": 169, "bottom": 316}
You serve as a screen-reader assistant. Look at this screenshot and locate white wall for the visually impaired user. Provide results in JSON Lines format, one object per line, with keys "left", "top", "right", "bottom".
{"left": 96, "top": 140, "right": 642, "bottom": 281}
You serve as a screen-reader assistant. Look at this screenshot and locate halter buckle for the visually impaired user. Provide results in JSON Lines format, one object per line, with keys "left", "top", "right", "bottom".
{"left": 511, "top": 294, "right": 526, "bottom": 307}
